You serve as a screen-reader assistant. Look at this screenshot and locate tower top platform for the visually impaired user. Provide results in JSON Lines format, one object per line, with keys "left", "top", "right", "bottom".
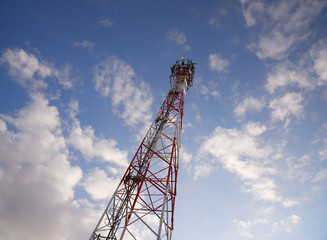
{"left": 170, "top": 57, "right": 196, "bottom": 92}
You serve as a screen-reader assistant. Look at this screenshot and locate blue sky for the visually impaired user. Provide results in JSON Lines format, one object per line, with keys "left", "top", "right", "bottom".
{"left": 0, "top": 0, "right": 327, "bottom": 239}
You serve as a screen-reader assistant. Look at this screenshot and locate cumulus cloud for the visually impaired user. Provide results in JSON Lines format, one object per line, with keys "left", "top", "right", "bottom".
{"left": 98, "top": 17, "right": 113, "bottom": 28}
{"left": 180, "top": 147, "right": 193, "bottom": 166}
{"left": 193, "top": 162, "right": 216, "bottom": 179}
{"left": 312, "top": 169, "right": 327, "bottom": 183}
{"left": 56, "top": 63, "right": 74, "bottom": 89}
{"left": 282, "top": 198, "right": 300, "bottom": 208}
{"left": 289, "top": 215, "right": 302, "bottom": 224}
{"left": 197, "top": 80, "right": 221, "bottom": 100}
{"left": 284, "top": 155, "right": 312, "bottom": 183}
{"left": 198, "top": 123, "right": 272, "bottom": 180}
{"left": 269, "top": 92, "right": 304, "bottom": 122}
{"left": 255, "top": 31, "right": 295, "bottom": 60}
{"left": 234, "top": 213, "right": 272, "bottom": 239}
{"left": 167, "top": 29, "right": 190, "bottom": 50}
{"left": 0, "top": 48, "right": 131, "bottom": 239}
{"left": 241, "top": 0, "right": 327, "bottom": 59}
{"left": 310, "top": 38, "right": 327, "bottom": 85}
{"left": 0, "top": 48, "right": 52, "bottom": 89}
{"left": 208, "top": 52, "right": 229, "bottom": 73}
{"left": 196, "top": 122, "right": 282, "bottom": 202}
{"left": 318, "top": 139, "right": 327, "bottom": 161}
{"left": 167, "top": 29, "right": 187, "bottom": 45}
{"left": 234, "top": 96, "right": 265, "bottom": 120}
{"left": 209, "top": 16, "right": 222, "bottom": 28}
{"left": 0, "top": 48, "right": 73, "bottom": 90}
{"left": 272, "top": 214, "right": 302, "bottom": 232}
{"left": 93, "top": 56, "right": 153, "bottom": 129}
{"left": 0, "top": 93, "right": 67, "bottom": 164}
{"left": 265, "top": 63, "right": 315, "bottom": 94}
{"left": 243, "top": 177, "right": 281, "bottom": 202}
{"left": 241, "top": 0, "right": 264, "bottom": 26}
{"left": 243, "top": 121, "right": 267, "bottom": 136}
{"left": 82, "top": 167, "right": 120, "bottom": 200}
{"left": 74, "top": 40, "right": 96, "bottom": 49}
{"left": 68, "top": 100, "right": 127, "bottom": 166}
{"left": 0, "top": 93, "right": 97, "bottom": 239}
{"left": 68, "top": 100, "right": 129, "bottom": 167}
{"left": 262, "top": 38, "right": 327, "bottom": 97}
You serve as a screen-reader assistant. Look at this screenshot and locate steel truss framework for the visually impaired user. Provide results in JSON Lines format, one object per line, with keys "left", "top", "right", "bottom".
{"left": 90, "top": 58, "right": 196, "bottom": 240}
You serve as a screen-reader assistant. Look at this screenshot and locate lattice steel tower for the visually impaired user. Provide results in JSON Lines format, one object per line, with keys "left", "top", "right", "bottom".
{"left": 90, "top": 57, "right": 196, "bottom": 240}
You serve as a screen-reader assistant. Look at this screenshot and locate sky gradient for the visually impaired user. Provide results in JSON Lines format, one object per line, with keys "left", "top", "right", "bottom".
{"left": 0, "top": 0, "right": 327, "bottom": 239}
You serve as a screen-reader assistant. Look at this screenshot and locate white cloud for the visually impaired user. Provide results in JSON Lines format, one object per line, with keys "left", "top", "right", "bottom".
{"left": 241, "top": 0, "right": 327, "bottom": 59}
{"left": 0, "top": 48, "right": 73, "bottom": 90}
{"left": 243, "top": 178, "right": 281, "bottom": 202}
{"left": 255, "top": 30, "right": 295, "bottom": 59}
{"left": 263, "top": 38, "right": 327, "bottom": 96}
{"left": 180, "top": 147, "right": 193, "bottom": 166}
{"left": 82, "top": 167, "right": 120, "bottom": 200}
{"left": 234, "top": 96, "right": 265, "bottom": 119}
{"left": 0, "top": 48, "right": 52, "bottom": 89}
{"left": 0, "top": 51, "right": 133, "bottom": 238}
{"left": 234, "top": 219, "right": 253, "bottom": 239}
{"left": 282, "top": 198, "right": 300, "bottom": 208}
{"left": 55, "top": 63, "right": 74, "bottom": 89}
{"left": 319, "top": 139, "right": 327, "bottom": 161}
{"left": 196, "top": 123, "right": 282, "bottom": 202}
{"left": 265, "top": 63, "right": 315, "bottom": 94}
{"left": 241, "top": 0, "right": 264, "bottom": 27}
{"left": 167, "top": 29, "right": 190, "bottom": 50}
{"left": 310, "top": 38, "right": 327, "bottom": 85}
{"left": 289, "top": 214, "right": 302, "bottom": 224}
{"left": 0, "top": 93, "right": 66, "bottom": 164}
{"left": 243, "top": 121, "right": 267, "bottom": 136}
{"left": 237, "top": 220, "right": 252, "bottom": 229}
{"left": 167, "top": 29, "right": 187, "bottom": 45}
{"left": 240, "top": 230, "right": 253, "bottom": 239}
{"left": 193, "top": 162, "right": 216, "bottom": 179}
{"left": 198, "top": 124, "right": 272, "bottom": 181}
{"left": 188, "top": 102, "right": 201, "bottom": 122}
{"left": 209, "top": 16, "right": 221, "bottom": 28}
{"left": 234, "top": 217, "right": 270, "bottom": 239}
{"left": 312, "top": 169, "right": 327, "bottom": 182}
{"left": 74, "top": 40, "right": 96, "bottom": 49}
{"left": 68, "top": 99, "right": 129, "bottom": 167}
{"left": 199, "top": 85, "right": 209, "bottom": 95}
{"left": 93, "top": 56, "right": 153, "bottom": 129}
{"left": 273, "top": 214, "right": 302, "bottom": 232}
{"left": 285, "top": 155, "right": 312, "bottom": 183}
{"left": 208, "top": 52, "right": 229, "bottom": 73}
{"left": 98, "top": 17, "right": 113, "bottom": 28}
{"left": 198, "top": 80, "right": 221, "bottom": 100}
{"left": 0, "top": 93, "right": 98, "bottom": 239}
{"left": 269, "top": 92, "right": 304, "bottom": 122}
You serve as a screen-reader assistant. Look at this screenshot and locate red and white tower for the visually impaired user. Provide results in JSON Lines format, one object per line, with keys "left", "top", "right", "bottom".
{"left": 90, "top": 57, "right": 196, "bottom": 240}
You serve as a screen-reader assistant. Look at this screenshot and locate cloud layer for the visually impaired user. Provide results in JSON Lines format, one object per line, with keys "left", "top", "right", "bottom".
{"left": 0, "top": 48, "right": 131, "bottom": 239}
{"left": 0, "top": 93, "right": 95, "bottom": 240}
{"left": 93, "top": 56, "right": 153, "bottom": 130}
{"left": 0, "top": 48, "right": 73, "bottom": 90}
{"left": 241, "top": 0, "right": 327, "bottom": 59}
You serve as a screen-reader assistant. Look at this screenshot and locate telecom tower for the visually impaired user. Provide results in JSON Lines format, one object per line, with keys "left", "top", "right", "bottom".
{"left": 90, "top": 57, "right": 196, "bottom": 240}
